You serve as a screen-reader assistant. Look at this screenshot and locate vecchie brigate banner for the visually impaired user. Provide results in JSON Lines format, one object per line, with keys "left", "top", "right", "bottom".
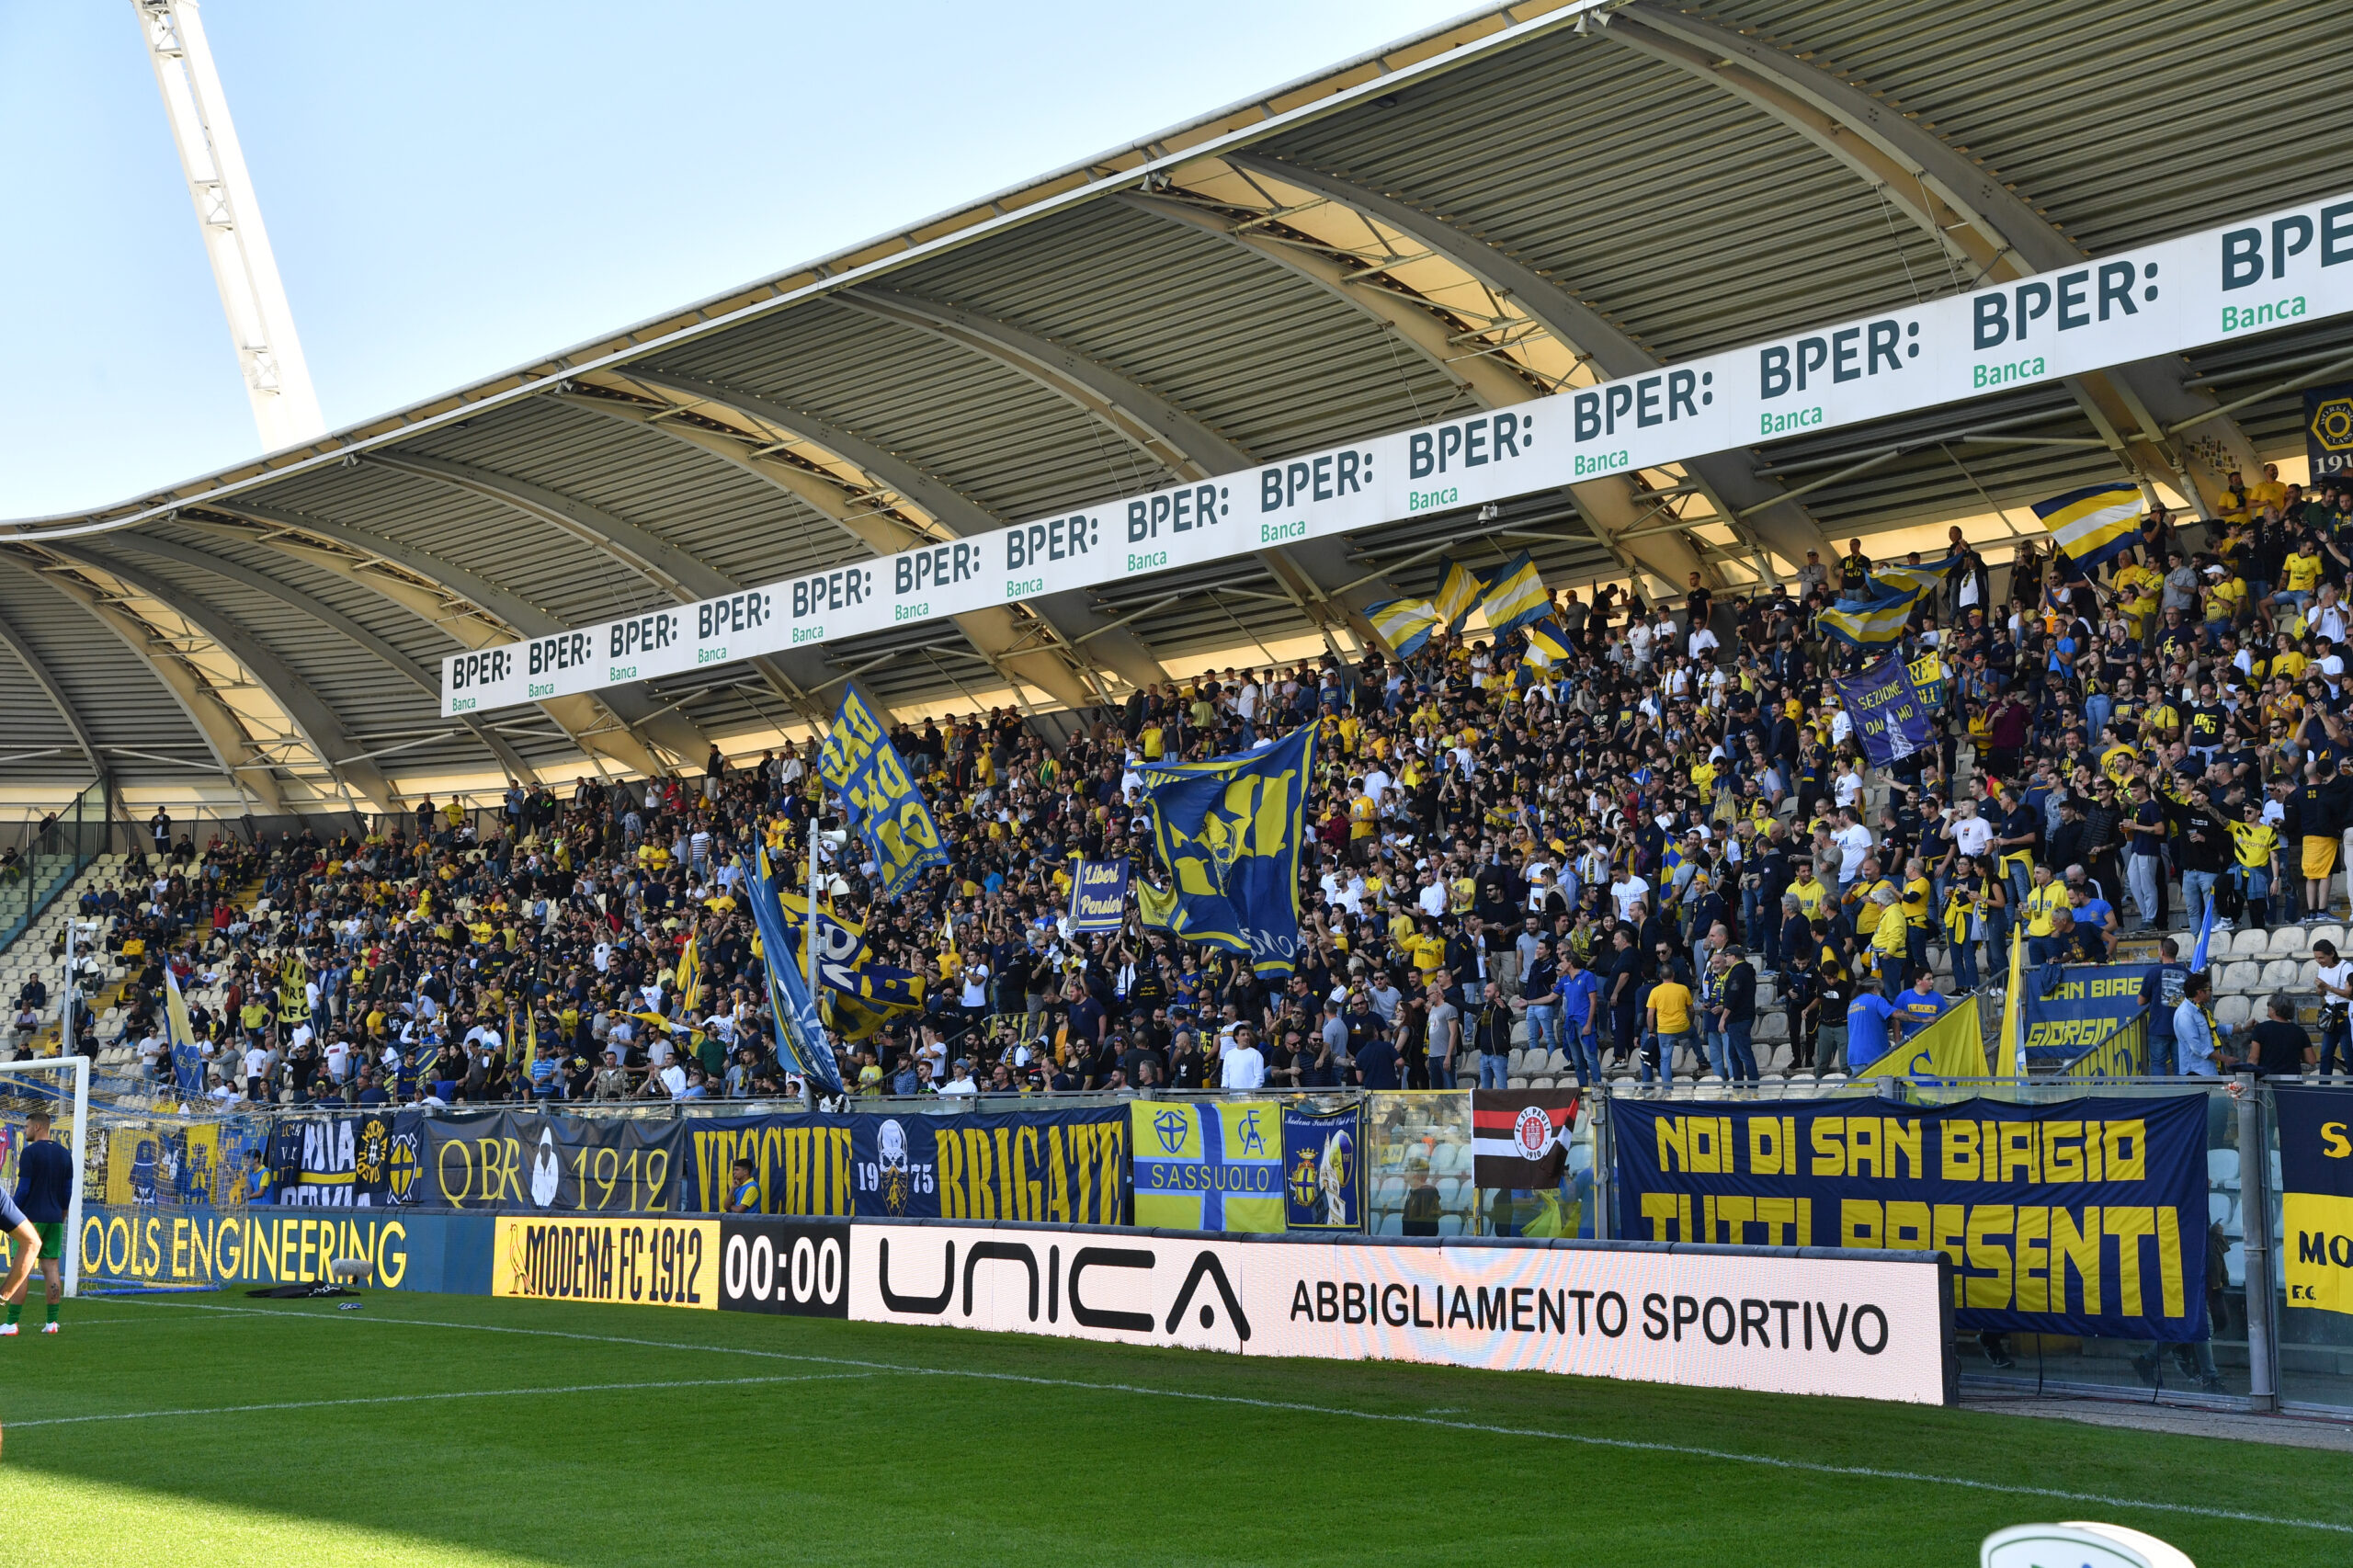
{"left": 1612, "top": 1095, "right": 2210, "bottom": 1341}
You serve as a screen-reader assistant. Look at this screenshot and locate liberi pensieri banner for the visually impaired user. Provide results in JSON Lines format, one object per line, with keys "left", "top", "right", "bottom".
{"left": 441, "top": 189, "right": 2353, "bottom": 717}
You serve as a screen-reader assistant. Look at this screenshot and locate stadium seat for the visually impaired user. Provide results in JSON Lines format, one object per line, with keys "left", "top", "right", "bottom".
{"left": 2310, "top": 924, "right": 2347, "bottom": 953}
{"left": 1507, "top": 1076, "right": 1529, "bottom": 1090}
{"left": 2228, "top": 929, "right": 2272, "bottom": 958}
{"left": 1509, "top": 1020, "right": 1529, "bottom": 1047}
{"left": 1434, "top": 1176, "right": 1461, "bottom": 1209}
{"left": 2215, "top": 995, "right": 2253, "bottom": 1029}
{"left": 1755, "top": 1013, "right": 1788, "bottom": 1041}
{"left": 2225, "top": 1242, "right": 2246, "bottom": 1288}
{"left": 2207, "top": 1149, "right": 2239, "bottom": 1187}
{"left": 2260, "top": 960, "right": 2303, "bottom": 991}
{"left": 2219, "top": 961, "right": 2261, "bottom": 994}
{"left": 1374, "top": 1176, "right": 1405, "bottom": 1209}
{"left": 2298, "top": 960, "right": 2321, "bottom": 989}
{"left": 1436, "top": 1214, "right": 1463, "bottom": 1236}
{"left": 1529, "top": 1076, "right": 1555, "bottom": 1089}
{"left": 1375, "top": 1211, "right": 1402, "bottom": 1235}
{"left": 2269, "top": 926, "right": 2313, "bottom": 957}
{"left": 1542, "top": 1049, "right": 1571, "bottom": 1076}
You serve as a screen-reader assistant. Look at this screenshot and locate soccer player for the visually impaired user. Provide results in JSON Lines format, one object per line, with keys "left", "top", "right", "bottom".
{"left": 3, "top": 1112, "right": 66, "bottom": 1335}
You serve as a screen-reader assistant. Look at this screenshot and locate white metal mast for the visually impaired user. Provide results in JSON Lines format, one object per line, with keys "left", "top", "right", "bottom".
{"left": 133, "top": 0, "right": 325, "bottom": 452}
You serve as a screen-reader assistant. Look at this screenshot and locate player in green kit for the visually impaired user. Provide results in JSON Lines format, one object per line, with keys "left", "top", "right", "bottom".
{"left": 6, "top": 1112, "right": 74, "bottom": 1335}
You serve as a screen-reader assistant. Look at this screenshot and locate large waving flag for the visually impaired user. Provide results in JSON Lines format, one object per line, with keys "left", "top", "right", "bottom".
{"left": 1139, "top": 721, "right": 1319, "bottom": 976}
{"left": 1856, "top": 994, "right": 1988, "bottom": 1082}
{"left": 1476, "top": 551, "right": 1549, "bottom": 637}
{"left": 165, "top": 963, "right": 206, "bottom": 1096}
{"left": 777, "top": 888, "right": 927, "bottom": 1040}
{"left": 2033, "top": 483, "right": 2143, "bottom": 577}
{"left": 2189, "top": 891, "right": 2216, "bottom": 972}
{"left": 1366, "top": 597, "right": 1442, "bottom": 658}
{"left": 1865, "top": 554, "right": 1961, "bottom": 604}
{"left": 1432, "top": 558, "right": 1483, "bottom": 633}
{"left": 1815, "top": 591, "right": 1916, "bottom": 648}
{"left": 1521, "top": 617, "right": 1576, "bottom": 668}
{"left": 746, "top": 847, "right": 845, "bottom": 1095}
{"left": 817, "top": 686, "right": 949, "bottom": 899}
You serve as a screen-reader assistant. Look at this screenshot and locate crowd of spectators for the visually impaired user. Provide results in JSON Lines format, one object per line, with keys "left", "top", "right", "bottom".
{"left": 13, "top": 462, "right": 2352, "bottom": 1103}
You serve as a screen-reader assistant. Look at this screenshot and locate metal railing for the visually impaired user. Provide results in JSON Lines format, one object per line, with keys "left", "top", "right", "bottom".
{"left": 0, "top": 778, "right": 109, "bottom": 958}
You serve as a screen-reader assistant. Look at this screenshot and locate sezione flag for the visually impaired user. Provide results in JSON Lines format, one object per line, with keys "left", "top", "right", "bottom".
{"left": 818, "top": 685, "right": 949, "bottom": 899}
{"left": 1472, "top": 1089, "right": 1580, "bottom": 1188}
{"left": 1476, "top": 551, "right": 1549, "bottom": 637}
{"left": 1432, "top": 557, "right": 1483, "bottom": 633}
{"left": 1366, "top": 597, "right": 1442, "bottom": 658}
{"left": 2033, "top": 483, "right": 2143, "bottom": 576}
{"left": 1139, "top": 721, "right": 1318, "bottom": 976}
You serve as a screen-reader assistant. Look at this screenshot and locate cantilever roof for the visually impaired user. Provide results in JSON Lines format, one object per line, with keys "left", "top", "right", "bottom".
{"left": 5, "top": 0, "right": 2347, "bottom": 804}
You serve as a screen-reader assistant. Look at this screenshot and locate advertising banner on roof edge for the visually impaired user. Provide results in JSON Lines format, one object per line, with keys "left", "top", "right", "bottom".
{"left": 441, "top": 187, "right": 2353, "bottom": 719}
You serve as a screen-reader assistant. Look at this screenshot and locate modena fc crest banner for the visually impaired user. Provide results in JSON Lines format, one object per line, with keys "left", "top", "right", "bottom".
{"left": 1612, "top": 1095, "right": 2210, "bottom": 1342}
{"left": 444, "top": 187, "right": 2353, "bottom": 720}
{"left": 2276, "top": 1085, "right": 2353, "bottom": 1318}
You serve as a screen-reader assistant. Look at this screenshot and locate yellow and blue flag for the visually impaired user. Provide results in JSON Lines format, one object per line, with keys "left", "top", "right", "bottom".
{"left": 1139, "top": 721, "right": 1317, "bottom": 975}
{"left": 1432, "top": 558, "right": 1483, "bottom": 632}
{"left": 1476, "top": 550, "right": 1549, "bottom": 636}
{"left": 2033, "top": 483, "right": 2143, "bottom": 576}
{"left": 1366, "top": 597, "right": 1442, "bottom": 658}
{"left": 1815, "top": 591, "right": 1915, "bottom": 648}
{"left": 165, "top": 964, "right": 205, "bottom": 1095}
{"left": 1131, "top": 1099, "right": 1286, "bottom": 1233}
{"left": 1856, "top": 994, "right": 1988, "bottom": 1082}
{"left": 818, "top": 686, "right": 948, "bottom": 899}
{"left": 746, "top": 846, "right": 845, "bottom": 1095}
{"left": 674, "top": 934, "right": 703, "bottom": 1017}
{"left": 777, "top": 888, "right": 926, "bottom": 1041}
{"left": 1521, "top": 617, "right": 1575, "bottom": 668}
{"left": 1865, "top": 554, "right": 1961, "bottom": 604}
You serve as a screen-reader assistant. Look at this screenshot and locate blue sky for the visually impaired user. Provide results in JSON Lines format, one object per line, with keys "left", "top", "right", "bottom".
{"left": 0, "top": 0, "right": 1466, "bottom": 518}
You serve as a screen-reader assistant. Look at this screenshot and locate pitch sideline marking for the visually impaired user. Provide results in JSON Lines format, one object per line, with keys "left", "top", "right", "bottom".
{"left": 96, "top": 1298, "right": 2353, "bottom": 1538}
{"left": 7, "top": 1372, "right": 872, "bottom": 1428}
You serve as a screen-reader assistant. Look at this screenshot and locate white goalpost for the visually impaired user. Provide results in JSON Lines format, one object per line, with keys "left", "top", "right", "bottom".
{"left": 0, "top": 1055, "right": 91, "bottom": 1299}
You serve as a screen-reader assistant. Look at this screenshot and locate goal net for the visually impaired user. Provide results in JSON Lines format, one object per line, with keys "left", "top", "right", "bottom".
{"left": 0, "top": 1056, "right": 89, "bottom": 1297}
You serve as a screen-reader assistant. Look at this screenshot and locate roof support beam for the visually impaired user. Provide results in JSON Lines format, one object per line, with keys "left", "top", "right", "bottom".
{"left": 552, "top": 383, "right": 1103, "bottom": 713}
{"left": 0, "top": 599, "right": 105, "bottom": 784}
{"left": 1118, "top": 187, "right": 1711, "bottom": 598}
{"left": 56, "top": 547, "right": 402, "bottom": 815}
{"left": 112, "top": 534, "right": 539, "bottom": 783}
{"left": 358, "top": 451, "right": 821, "bottom": 733}
{"left": 620, "top": 364, "right": 1163, "bottom": 694}
{"left": 196, "top": 500, "right": 680, "bottom": 778}
{"left": 1223, "top": 152, "right": 1833, "bottom": 580}
{"left": 834, "top": 289, "right": 1388, "bottom": 653}
{"left": 1596, "top": 2, "right": 2262, "bottom": 515}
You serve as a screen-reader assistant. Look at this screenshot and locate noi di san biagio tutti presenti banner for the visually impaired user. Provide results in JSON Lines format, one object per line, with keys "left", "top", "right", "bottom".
{"left": 1612, "top": 1095, "right": 2210, "bottom": 1342}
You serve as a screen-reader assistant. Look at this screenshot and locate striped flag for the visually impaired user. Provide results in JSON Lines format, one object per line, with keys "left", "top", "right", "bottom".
{"left": 1472, "top": 1089, "right": 1580, "bottom": 1188}
{"left": 1476, "top": 551, "right": 1549, "bottom": 636}
{"left": 1432, "top": 557, "right": 1483, "bottom": 632}
{"left": 1815, "top": 590, "right": 1916, "bottom": 648}
{"left": 2032, "top": 483, "right": 2143, "bottom": 575}
{"left": 1521, "top": 617, "right": 1575, "bottom": 668}
{"left": 1865, "top": 553, "right": 1961, "bottom": 603}
{"left": 1366, "top": 597, "right": 1442, "bottom": 657}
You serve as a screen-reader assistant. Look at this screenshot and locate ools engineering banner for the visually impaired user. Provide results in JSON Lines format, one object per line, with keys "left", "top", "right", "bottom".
{"left": 2276, "top": 1085, "right": 2353, "bottom": 1317}
{"left": 1612, "top": 1095, "right": 2210, "bottom": 1341}
{"left": 1132, "top": 1099, "right": 1284, "bottom": 1233}
{"left": 1829, "top": 655, "right": 1937, "bottom": 768}
{"left": 400, "top": 1111, "right": 687, "bottom": 1212}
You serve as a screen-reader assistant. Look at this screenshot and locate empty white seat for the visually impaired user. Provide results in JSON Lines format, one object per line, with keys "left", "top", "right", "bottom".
{"left": 1529, "top": 1075, "right": 1555, "bottom": 1089}
{"left": 1436, "top": 1214, "right": 1464, "bottom": 1236}
{"left": 2299, "top": 960, "right": 2321, "bottom": 989}
{"left": 1507, "top": 1076, "right": 1529, "bottom": 1090}
{"left": 2269, "top": 926, "right": 2313, "bottom": 957}
{"left": 2208, "top": 1191, "right": 2233, "bottom": 1225}
{"left": 2215, "top": 995, "right": 2254, "bottom": 1029}
{"left": 2229, "top": 929, "right": 2273, "bottom": 958}
{"left": 2208, "top": 1148, "right": 2240, "bottom": 1186}
{"left": 1543, "top": 1049, "right": 1572, "bottom": 1076}
{"left": 1374, "top": 1176, "right": 1405, "bottom": 1208}
{"left": 2260, "top": 960, "right": 2303, "bottom": 991}
{"left": 1755, "top": 1013, "right": 1789, "bottom": 1041}
{"left": 2310, "top": 924, "right": 2347, "bottom": 953}
{"left": 2219, "top": 961, "right": 2262, "bottom": 994}
{"left": 1375, "top": 1210, "right": 1403, "bottom": 1235}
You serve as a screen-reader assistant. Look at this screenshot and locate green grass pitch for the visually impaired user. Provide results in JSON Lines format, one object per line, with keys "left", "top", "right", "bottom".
{"left": 0, "top": 1290, "right": 2345, "bottom": 1565}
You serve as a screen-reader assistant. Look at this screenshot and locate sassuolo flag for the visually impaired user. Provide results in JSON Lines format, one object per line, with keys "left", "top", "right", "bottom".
{"left": 1131, "top": 1099, "right": 1284, "bottom": 1232}
{"left": 2033, "top": 483, "right": 2143, "bottom": 576}
{"left": 1139, "top": 721, "right": 1317, "bottom": 975}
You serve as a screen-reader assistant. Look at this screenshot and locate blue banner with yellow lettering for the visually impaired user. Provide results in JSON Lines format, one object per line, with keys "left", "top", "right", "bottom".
{"left": 1066, "top": 858, "right": 1130, "bottom": 934}
{"left": 1138, "top": 722, "right": 1317, "bottom": 975}
{"left": 1829, "top": 655, "right": 1935, "bottom": 769}
{"left": 818, "top": 685, "right": 949, "bottom": 899}
{"left": 2023, "top": 963, "right": 2154, "bottom": 1062}
{"left": 681, "top": 1108, "right": 1128, "bottom": 1225}
{"left": 1283, "top": 1104, "right": 1365, "bottom": 1232}
{"left": 1612, "top": 1095, "right": 2210, "bottom": 1341}
{"left": 2276, "top": 1085, "right": 2353, "bottom": 1319}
